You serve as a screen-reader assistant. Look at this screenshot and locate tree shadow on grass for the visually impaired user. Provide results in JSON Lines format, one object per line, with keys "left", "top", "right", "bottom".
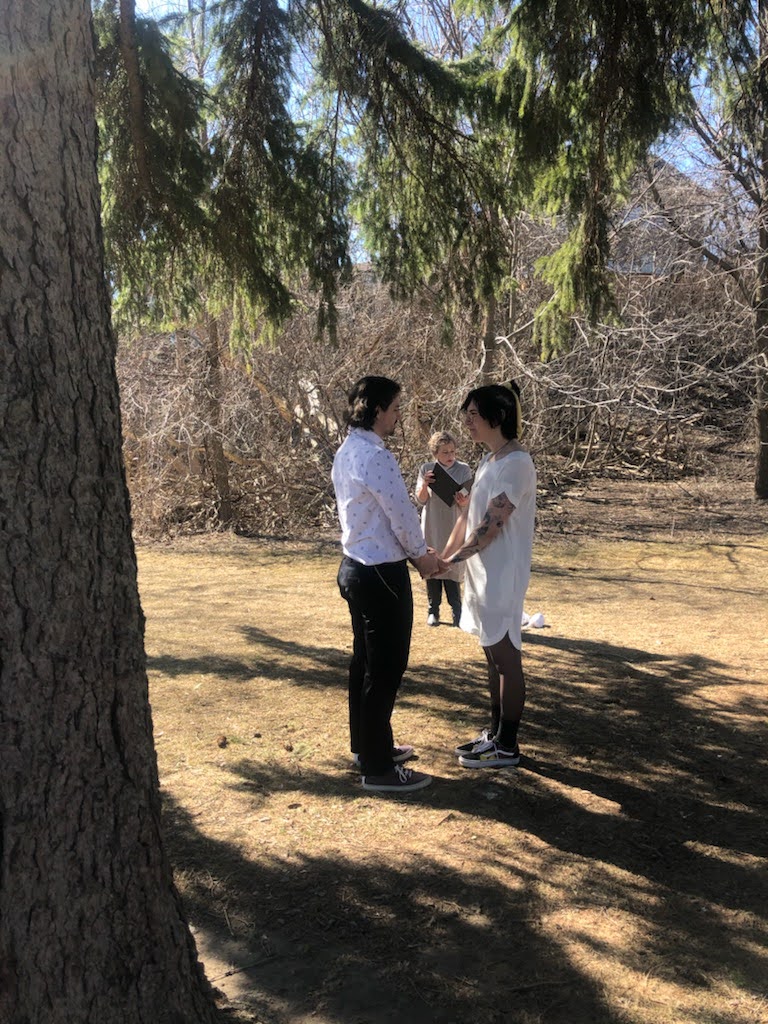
{"left": 147, "top": 632, "right": 349, "bottom": 687}
{"left": 146, "top": 630, "right": 351, "bottom": 711}
{"left": 410, "top": 629, "right": 767, "bottom": 868}
{"left": 221, "top": 733, "right": 766, "bottom": 916}
{"left": 160, "top": 621, "right": 768, "bottom": 1022}
{"left": 163, "top": 793, "right": 625, "bottom": 1024}
{"left": 148, "top": 653, "right": 257, "bottom": 682}
{"left": 150, "top": 621, "right": 767, "bottom": 873}
{"left": 239, "top": 625, "right": 349, "bottom": 676}
{"left": 165, "top": 759, "right": 767, "bottom": 1022}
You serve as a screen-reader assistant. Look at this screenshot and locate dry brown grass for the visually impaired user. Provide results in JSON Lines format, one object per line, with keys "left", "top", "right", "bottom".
{"left": 138, "top": 525, "right": 768, "bottom": 1024}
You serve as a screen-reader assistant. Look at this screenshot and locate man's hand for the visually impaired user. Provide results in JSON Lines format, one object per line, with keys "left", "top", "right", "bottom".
{"left": 412, "top": 551, "right": 439, "bottom": 578}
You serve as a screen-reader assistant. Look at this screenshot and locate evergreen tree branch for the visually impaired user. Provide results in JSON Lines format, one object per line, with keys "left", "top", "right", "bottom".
{"left": 303, "top": 0, "right": 484, "bottom": 147}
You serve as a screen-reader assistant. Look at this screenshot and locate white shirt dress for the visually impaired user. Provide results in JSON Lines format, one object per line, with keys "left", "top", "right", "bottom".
{"left": 459, "top": 450, "right": 537, "bottom": 649}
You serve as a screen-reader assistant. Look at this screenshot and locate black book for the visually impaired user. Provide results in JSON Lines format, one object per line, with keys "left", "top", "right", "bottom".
{"left": 429, "top": 461, "right": 470, "bottom": 507}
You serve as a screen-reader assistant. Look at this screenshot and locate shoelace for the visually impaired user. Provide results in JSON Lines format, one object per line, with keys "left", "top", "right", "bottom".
{"left": 466, "top": 729, "right": 490, "bottom": 750}
{"left": 394, "top": 764, "right": 412, "bottom": 783}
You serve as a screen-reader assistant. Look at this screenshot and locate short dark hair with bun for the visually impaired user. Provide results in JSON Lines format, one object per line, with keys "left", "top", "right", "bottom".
{"left": 460, "top": 381, "right": 521, "bottom": 440}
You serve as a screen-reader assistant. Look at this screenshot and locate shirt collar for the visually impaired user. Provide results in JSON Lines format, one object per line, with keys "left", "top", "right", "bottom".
{"left": 350, "top": 427, "right": 384, "bottom": 448}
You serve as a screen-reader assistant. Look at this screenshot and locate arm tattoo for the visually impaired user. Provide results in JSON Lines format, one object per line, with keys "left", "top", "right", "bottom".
{"left": 450, "top": 492, "right": 515, "bottom": 563}
{"left": 450, "top": 512, "right": 491, "bottom": 561}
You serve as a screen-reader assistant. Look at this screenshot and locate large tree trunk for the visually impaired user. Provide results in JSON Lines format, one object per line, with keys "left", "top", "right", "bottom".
{"left": 0, "top": 3, "right": 220, "bottom": 1021}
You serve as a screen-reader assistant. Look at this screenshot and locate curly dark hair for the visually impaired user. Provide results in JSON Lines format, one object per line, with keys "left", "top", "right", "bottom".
{"left": 460, "top": 381, "right": 521, "bottom": 440}
{"left": 345, "top": 376, "right": 401, "bottom": 431}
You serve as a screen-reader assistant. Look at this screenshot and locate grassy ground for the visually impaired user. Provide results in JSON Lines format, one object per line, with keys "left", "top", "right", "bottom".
{"left": 138, "top": 520, "right": 768, "bottom": 1024}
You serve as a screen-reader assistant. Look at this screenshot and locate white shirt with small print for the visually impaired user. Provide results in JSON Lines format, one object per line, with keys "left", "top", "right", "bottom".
{"left": 332, "top": 428, "right": 428, "bottom": 565}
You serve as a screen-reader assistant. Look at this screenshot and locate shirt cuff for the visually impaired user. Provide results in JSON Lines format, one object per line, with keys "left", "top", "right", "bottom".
{"left": 408, "top": 541, "right": 428, "bottom": 559}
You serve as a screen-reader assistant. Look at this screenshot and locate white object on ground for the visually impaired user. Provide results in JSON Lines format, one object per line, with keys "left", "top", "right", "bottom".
{"left": 521, "top": 612, "right": 530, "bottom": 627}
{"left": 529, "top": 612, "right": 546, "bottom": 628}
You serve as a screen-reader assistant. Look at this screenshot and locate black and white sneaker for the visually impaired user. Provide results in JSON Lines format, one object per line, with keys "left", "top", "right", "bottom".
{"left": 458, "top": 739, "right": 520, "bottom": 769}
{"left": 362, "top": 765, "right": 433, "bottom": 792}
{"left": 352, "top": 744, "right": 414, "bottom": 768}
{"left": 454, "top": 728, "right": 491, "bottom": 757}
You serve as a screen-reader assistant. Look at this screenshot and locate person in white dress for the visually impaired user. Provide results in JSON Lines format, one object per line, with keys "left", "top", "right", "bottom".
{"left": 437, "top": 382, "right": 536, "bottom": 768}
{"left": 415, "top": 431, "right": 473, "bottom": 627}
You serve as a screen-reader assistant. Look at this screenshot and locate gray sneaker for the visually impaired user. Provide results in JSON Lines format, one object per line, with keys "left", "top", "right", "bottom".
{"left": 362, "top": 765, "right": 433, "bottom": 792}
{"left": 454, "top": 728, "right": 491, "bottom": 757}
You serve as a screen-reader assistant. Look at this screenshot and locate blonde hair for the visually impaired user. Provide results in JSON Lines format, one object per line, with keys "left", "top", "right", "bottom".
{"left": 428, "top": 430, "right": 457, "bottom": 455}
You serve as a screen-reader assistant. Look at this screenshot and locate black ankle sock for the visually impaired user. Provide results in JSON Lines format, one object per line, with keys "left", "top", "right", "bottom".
{"left": 496, "top": 719, "right": 519, "bottom": 750}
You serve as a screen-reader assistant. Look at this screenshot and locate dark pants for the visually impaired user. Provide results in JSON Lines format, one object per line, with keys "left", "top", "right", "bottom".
{"left": 426, "top": 578, "right": 462, "bottom": 622}
{"left": 337, "top": 556, "right": 413, "bottom": 775}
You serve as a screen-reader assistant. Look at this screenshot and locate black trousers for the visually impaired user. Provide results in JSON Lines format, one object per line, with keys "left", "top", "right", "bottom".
{"left": 426, "top": 578, "right": 461, "bottom": 620}
{"left": 337, "top": 556, "right": 413, "bottom": 775}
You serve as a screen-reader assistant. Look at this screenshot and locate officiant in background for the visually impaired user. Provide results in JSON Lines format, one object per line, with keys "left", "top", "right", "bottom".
{"left": 415, "top": 431, "right": 473, "bottom": 627}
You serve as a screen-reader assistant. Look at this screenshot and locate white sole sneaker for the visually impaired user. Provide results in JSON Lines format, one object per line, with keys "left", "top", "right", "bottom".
{"left": 458, "top": 740, "right": 520, "bottom": 769}
{"left": 362, "top": 766, "right": 433, "bottom": 792}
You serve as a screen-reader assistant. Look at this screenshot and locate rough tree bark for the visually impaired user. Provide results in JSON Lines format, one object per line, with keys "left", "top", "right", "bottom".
{"left": 0, "top": 3, "right": 220, "bottom": 1021}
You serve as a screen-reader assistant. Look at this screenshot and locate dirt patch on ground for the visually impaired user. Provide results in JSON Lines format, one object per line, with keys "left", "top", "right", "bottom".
{"left": 138, "top": 483, "right": 768, "bottom": 1024}
{"left": 535, "top": 463, "right": 766, "bottom": 542}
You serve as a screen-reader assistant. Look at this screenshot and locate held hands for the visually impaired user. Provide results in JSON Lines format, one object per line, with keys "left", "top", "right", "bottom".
{"left": 413, "top": 549, "right": 440, "bottom": 579}
{"left": 433, "top": 556, "right": 453, "bottom": 576}
{"left": 454, "top": 490, "right": 469, "bottom": 509}
{"left": 413, "top": 543, "right": 459, "bottom": 577}
{"left": 413, "top": 548, "right": 455, "bottom": 579}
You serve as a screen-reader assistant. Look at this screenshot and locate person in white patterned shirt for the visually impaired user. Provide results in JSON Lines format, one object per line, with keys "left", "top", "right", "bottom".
{"left": 333, "top": 376, "right": 438, "bottom": 793}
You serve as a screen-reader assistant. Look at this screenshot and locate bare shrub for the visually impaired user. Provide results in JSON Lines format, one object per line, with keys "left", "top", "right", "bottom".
{"left": 117, "top": 263, "right": 754, "bottom": 538}
{"left": 499, "top": 269, "right": 756, "bottom": 487}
